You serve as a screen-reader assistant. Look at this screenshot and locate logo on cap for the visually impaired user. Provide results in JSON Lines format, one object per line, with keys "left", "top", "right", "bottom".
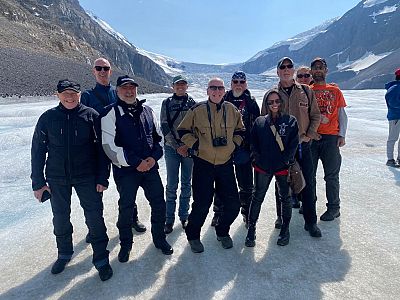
{"left": 117, "top": 75, "right": 139, "bottom": 87}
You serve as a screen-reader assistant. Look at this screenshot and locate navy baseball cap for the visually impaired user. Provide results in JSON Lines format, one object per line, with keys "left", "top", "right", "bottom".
{"left": 117, "top": 75, "right": 139, "bottom": 87}
{"left": 57, "top": 79, "right": 81, "bottom": 93}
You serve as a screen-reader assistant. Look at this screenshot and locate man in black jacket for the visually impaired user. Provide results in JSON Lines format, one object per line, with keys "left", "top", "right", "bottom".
{"left": 31, "top": 79, "right": 113, "bottom": 281}
{"left": 212, "top": 71, "right": 260, "bottom": 227}
{"left": 101, "top": 75, "right": 173, "bottom": 262}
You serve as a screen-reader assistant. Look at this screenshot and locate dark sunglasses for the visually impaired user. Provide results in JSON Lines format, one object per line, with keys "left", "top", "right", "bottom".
{"left": 232, "top": 80, "right": 246, "bottom": 84}
{"left": 279, "top": 64, "right": 294, "bottom": 70}
{"left": 297, "top": 73, "right": 311, "bottom": 79}
{"left": 94, "top": 66, "right": 111, "bottom": 71}
{"left": 208, "top": 86, "right": 225, "bottom": 91}
{"left": 267, "top": 99, "right": 281, "bottom": 105}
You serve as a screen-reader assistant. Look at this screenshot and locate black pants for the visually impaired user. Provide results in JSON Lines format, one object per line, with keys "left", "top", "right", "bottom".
{"left": 311, "top": 135, "right": 342, "bottom": 210}
{"left": 249, "top": 172, "right": 292, "bottom": 227}
{"left": 213, "top": 160, "right": 253, "bottom": 217}
{"left": 186, "top": 157, "right": 240, "bottom": 240}
{"left": 114, "top": 169, "right": 166, "bottom": 250}
{"left": 48, "top": 181, "right": 109, "bottom": 268}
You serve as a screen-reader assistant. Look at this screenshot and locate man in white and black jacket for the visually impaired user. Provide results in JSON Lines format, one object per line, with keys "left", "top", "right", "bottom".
{"left": 101, "top": 75, "right": 173, "bottom": 262}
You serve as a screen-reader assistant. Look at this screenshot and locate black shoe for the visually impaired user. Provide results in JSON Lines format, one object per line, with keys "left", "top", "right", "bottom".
{"left": 386, "top": 159, "right": 400, "bottom": 167}
{"left": 132, "top": 220, "right": 147, "bottom": 232}
{"left": 211, "top": 214, "right": 219, "bottom": 227}
{"left": 164, "top": 223, "right": 173, "bottom": 234}
{"left": 304, "top": 223, "right": 322, "bottom": 238}
{"left": 277, "top": 229, "right": 290, "bottom": 246}
{"left": 274, "top": 217, "right": 282, "bottom": 229}
{"left": 217, "top": 235, "right": 233, "bottom": 249}
{"left": 299, "top": 205, "right": 303, "bottom": 214}
{"left": 155, "top": 240, "right": 173, "bottom": 255}
{"left": 85, "top": 233, "right": 91, "bottom": 243}
{"left": 51, "top": 258, "right": 70, "bottom": 274}
{"left": 181, "top": 220, "right": 187, "bottom": 229}
{"left": 98, "top": 263, "right": 113, "bottom": 281}
{"left": 292, "top": 196, "right": 300, "bottom": 208}
{"left": 320, "top": 209, "right": 340, "bottom": 221}
{"left": 118, "top": 248, "right": 130, "bottom": 263}
{"left": 188, "top": 239, "right": 204, "bottom": 253}
{"left": 245, "top": 226, "right": 256, "bottom": 247}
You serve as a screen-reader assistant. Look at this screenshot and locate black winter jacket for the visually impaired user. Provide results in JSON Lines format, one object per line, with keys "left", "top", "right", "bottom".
{"left": 31, "top": 103, "right": 109, "bottom": 190}
{"left": 251, "top": 114, "right": 299, "bottom": 174}
{"left": 223, "top": 89, "right": 260, "bottom": 149}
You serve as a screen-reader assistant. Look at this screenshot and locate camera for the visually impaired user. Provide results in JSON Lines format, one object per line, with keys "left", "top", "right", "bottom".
{"left": 41, "top": 190, "right": 51, "bottom": 203}
{"left": 212, "top": 136, "right": 228, "bottom": 147}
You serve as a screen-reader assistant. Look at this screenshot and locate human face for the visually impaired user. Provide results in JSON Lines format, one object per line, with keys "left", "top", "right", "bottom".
{"left": 207, "top": 79, "right": 225, "bottom": 104}
{"left": 93, "top": 58, "right": 112, "bottom": 86}
{"left": 266, "top": 92, "right": 281, "bottom": 115}
{"left": 117, "top": 83, "right": 137, "bottom": 104}
{"left": 231, "top": 79, "right": 247, "bottom": 97}
{"left": 310, "top": 62, "right": 327, "bottom": 83}
{"left": 58, "top": 90, "right": 80, "bottom": 110}
{"left": 296, "top": 67, "right": 312, "bottom": 85}
{"left": 277, "top": 59, "right": 295, "bottom": 84}
{"left": 173, "top": 81, "right": 188, "bottom": 96}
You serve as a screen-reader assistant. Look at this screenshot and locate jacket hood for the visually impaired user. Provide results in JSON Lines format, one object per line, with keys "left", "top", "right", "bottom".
{"left": 385, "top": 81, "right": 400, "bottom": 90}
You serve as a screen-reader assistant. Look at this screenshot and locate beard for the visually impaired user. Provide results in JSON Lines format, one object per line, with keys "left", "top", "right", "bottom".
{"left": 312, "top": 74, "right": 325, "bottom": 83}
{"left": 232, "top": 90, "right": 244, "bottom": 97}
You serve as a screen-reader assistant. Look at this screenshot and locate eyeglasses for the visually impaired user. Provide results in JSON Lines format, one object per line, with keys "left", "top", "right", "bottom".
{"left": 267, "top": 99, "right": 281, "bottom": 105}
{"left": 311, "top": 65, "right": 326, "bottom": 70}
{"left": 279, "top": 64, "right": 294, "bottom": 70}
{"left": 297, "top": 73, "right": 311, "bottom": 79}
{"left": 232, "top": 80, "right": 246, "bottom": 84}
{"left": 94, "top": 66, "right": 111, "bottom": 71}
{"left": 208, "top": 86, "right": 225, "bottom": 91}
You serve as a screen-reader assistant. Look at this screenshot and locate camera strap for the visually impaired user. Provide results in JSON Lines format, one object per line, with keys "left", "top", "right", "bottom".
{"left": 206, "top": 101, "right": 227, "bottom": 139}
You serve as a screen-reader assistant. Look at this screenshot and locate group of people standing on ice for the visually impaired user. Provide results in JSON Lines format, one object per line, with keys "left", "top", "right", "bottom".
{"left": 30, "top": 55, "right": 348, "bottom": 281}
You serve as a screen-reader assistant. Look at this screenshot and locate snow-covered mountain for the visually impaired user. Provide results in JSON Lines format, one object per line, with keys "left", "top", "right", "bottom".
{"left": 242, "top": 0, "right": 400, "bottom": 89}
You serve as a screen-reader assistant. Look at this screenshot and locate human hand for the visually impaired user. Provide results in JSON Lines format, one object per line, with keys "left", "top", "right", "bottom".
{"left": 176, "top": 145, "right": 189, "bottom": 157}
{"left": 136, "top": 160, "right": 150, "bottom": 172}
{"left": 96, "top": 184, "right": 108, "bottom": 193}
{"left": 145, "top": 157, "right": 156, "bottom": 169}
{"left": 33, "top": 185, "right": 51, "bottom": 202}
{"left": 337, "top": 136, "right": 346, "bottom": 147}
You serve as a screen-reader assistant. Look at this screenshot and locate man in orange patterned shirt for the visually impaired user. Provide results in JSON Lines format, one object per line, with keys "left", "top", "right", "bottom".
{"left": 310, "top": 57, "right": 348, "bottom": 222}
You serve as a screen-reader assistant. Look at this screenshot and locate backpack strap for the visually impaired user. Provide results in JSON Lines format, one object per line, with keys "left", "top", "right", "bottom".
{"left": 301, "top": 84, "right": 311, "bottom": 113}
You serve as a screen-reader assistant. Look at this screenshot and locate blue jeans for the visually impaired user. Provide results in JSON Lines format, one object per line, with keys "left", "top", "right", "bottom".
{"left": 164, "top": 145, "right": 193, "bottom": 224}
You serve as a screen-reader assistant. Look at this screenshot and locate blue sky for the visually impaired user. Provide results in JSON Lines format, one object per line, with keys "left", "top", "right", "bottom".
{"left": 79, "top": 0, "right": 361, "bottom": 64}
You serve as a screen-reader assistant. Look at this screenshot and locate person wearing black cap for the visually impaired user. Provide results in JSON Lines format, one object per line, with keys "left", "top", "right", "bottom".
{"left": 385, "top": 68, "right": 400, "bottom": 168}
{"left": 310, "top": 57, "right": 348, "bottom": 221}
{"left": 81, "top": 58, "right": 146, "bottom": 234}
{"left": 211, "top": 71, "right": 260, "bottom": 227}
{"left": 101, "top": 75, "right": 173, "bottom": 261}
{"left": 31, "top": 79, "right": 113, "bottom": 281}
{"left": 160, "top": 75, "right": 196, "bottom": 234}
{"left": 262, "top": 57, "right": 322, "bottom": 238}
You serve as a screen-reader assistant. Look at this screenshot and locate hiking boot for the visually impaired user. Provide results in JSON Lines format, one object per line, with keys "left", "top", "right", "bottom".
{"left": 155, "top": 240, "right": 173, "bottom": 255}
{"left": 85, "top": 233, "right": 91, "bottom": 243}
{"left": 274, "top": 217, "right": 282, "bottom": 229}
{"left": 98, "top": 263, "right": 113, "bottom": 281}
{"left": 304, "top": 223, "right": 322, "bottom": 238}
{"left": 188, "top": 239, "right": 204, "bottom": 253}
{"left": 245, "top": 225, "right": 256, "bottom": 247}
{"left": 51, "top": 258, "right": 70, "bottom": 274}
{"left": 217, "top": 235, "right": 233, "bottom": 249}
{"left": 299, "top": 205, "right": 303, "bottom": 214}
{"left": 181, "top": 220, "right": 187, "bottom": 229}
{"left": 386, "top": 159, "right": 400, "bottom": 168}
{"left": 277, "top": 228, "right": 290, "bottom": 246}
{"left": 320, "top": 209, "right": 340, "bottom": 221}
{"left": 164, "top": 223, "right": 173, "bottom": 234}
{"left": 118, "top": 248, "right": 130, "bottom": 263}
{"left": 132, "top": 219, "right": 147, "bottom": 232}
{"left": 211, "top": 214, "right": 219, "bottom": 227}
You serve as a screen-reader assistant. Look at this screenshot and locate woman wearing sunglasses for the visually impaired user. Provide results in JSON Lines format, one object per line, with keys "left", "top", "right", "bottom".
{"left": 245, "top": 88, "right": 299, "bottom": 247}
{"left": 296, "top": 66, "right": 313, "bottom": 85}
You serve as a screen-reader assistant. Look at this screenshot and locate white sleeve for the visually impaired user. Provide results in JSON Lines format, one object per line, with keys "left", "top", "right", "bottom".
{"left": 338, "top": 107, "right": 348, "bottom": 137}
{"left": 101, "top": 107, "right": 129, "bottom": 168}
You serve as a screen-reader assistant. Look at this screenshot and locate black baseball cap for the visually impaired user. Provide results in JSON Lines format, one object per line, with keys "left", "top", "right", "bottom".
{"left": 310, "top": 57, "right": 327, "bottom": 68}
{"left": 57, "top": 79, "right": 81, "bottom": 93}
{"left": 116, "top": 75, "right": 139, "bottom": 87}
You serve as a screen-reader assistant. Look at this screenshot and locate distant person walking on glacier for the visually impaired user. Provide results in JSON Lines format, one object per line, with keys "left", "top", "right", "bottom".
{"left": 262, "top": 57, "right": 322, "bottom": 238}
{"left": 81, "top": 58, "right": 147, "bottom": 234}
{"left": 310, "top": 57, "right": 348, "bottom": 222}
{"left": 30, "top": 79, "right": 113, "bottom": 281}
{"left": 384, "top": 68, "right": 400, "bottom": 168}
{"left": 212, "top": 71, "right": 260, "bottom": 228}
{"left": 160, "top": 75, "right": 196, "bottom": 234}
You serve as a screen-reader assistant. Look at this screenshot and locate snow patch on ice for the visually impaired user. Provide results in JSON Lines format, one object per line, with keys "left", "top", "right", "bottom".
{"left": 363, "top": 0, "right": 390, "bottom": 8}
{"left": 336, "top": 51, "right": 392, "bottom": 72}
